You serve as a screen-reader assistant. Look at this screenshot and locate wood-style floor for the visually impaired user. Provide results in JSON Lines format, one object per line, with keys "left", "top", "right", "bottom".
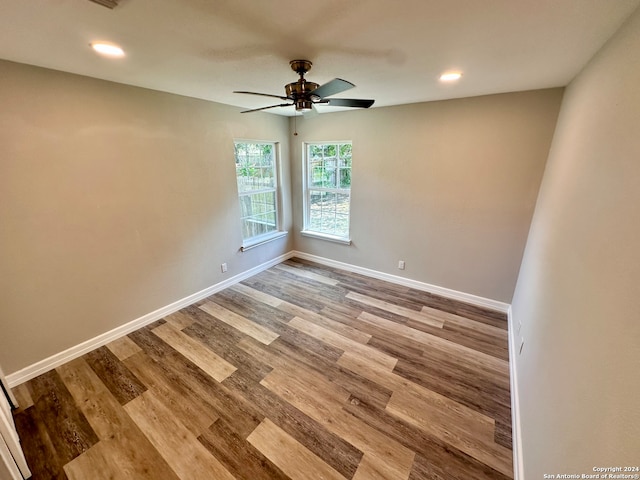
{"left": 11, "top": 258, "right": 513, "bottom": 479}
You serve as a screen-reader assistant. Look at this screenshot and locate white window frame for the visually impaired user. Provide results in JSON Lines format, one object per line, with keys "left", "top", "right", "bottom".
{"left": 234, "top": 140, "right": 287, "bottom": 251}
{"left": 302, "top": 141, "right": 353, "bottom": 245}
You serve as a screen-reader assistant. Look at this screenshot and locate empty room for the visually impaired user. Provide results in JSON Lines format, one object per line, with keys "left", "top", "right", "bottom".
{"left": 1, "top": 1, "right": 639, "bottom": 479}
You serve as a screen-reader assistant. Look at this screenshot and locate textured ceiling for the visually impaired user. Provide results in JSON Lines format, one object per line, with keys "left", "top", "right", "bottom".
{"left": 1, "top": 0, "right": 639, "bottom": 115}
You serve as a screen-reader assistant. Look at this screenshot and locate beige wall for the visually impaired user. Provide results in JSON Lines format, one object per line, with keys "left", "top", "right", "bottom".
{"left": 0, "top": 60, "right": 565, "bottom": 380}
{"left": 290, "top": 89, "right": 563, "bottom": 303}
{"left": 511, "top": 5, "right": 640, "bottom": 476}
{"left": 0, "top": 60, "right": 291, "bottom": 374}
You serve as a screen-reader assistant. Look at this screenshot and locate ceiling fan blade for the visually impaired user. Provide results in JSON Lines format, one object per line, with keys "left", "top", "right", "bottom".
{"left": 324, "top": 98, "right": 375, "bottom": 108}
{"left": 234, "top": 91, "right": 291, "bottom": 101}
{"left": 88, "top": 0, "right": 119, "bottom": 8}
{"left": 311, "top": 78, "right": 355, "bottom": 99}
{"left": 240, "top": 103, "right": 292, "bottom": 113}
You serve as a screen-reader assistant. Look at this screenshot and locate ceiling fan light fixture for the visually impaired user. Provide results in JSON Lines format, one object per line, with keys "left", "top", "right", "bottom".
{"left": 440, "top": 71, "right": 463, "bottom": 82}
{"left": 295, "top": 100, "right": 314, "bottom": 112}
{"left": 90, "top": 42, "right": 125, "bottom": 57}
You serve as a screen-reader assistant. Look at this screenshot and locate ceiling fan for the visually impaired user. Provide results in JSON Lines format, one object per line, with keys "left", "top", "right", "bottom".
{"left": 234, "top": 60, "right": 375, "bottom": 114}
{"left": 88, "top": 0, "right": 119, "bottom": 9}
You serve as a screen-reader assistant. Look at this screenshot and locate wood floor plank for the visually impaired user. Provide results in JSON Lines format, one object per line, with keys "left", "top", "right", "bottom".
{"left": 124, "top": 390, "right": 236, "bottom": 480}
{"left": 129, "top": 328, "right": 265, "bottom": 439}
{"left": 409, "top": 290, "right": 508, "bottom": 330}
{"left": 57, "top": 358, "right": 179, "bottom": 480}
{"left": 83, "top": 346, "right": 147, "bottom": 405}
{"left": 223, "top": 369, "right": 364, "bottom": 479}
{"left": 495, "top": 419, "right": 514, "bottom": 450}
{"left": 338, "top": 350, "right": 512, "bottom": 476}
{"left": 261, "top": 367, "right": 416, "bottom": 480}
{"left": 152, "top": 321, "right": 237, "bottom": 382}
{"left": 14, "top": 258, "right": 512, "bottom": 479}
{"left": 181, "top": 319, "right": 273, "bottom": 384}
{"left": 393, "top": 355, "right": 512, "bottom": 428}
{"left": 407, "top": 305, "right": 510, "bottom": 360}
{"left": 273, "top": 263, "right": 340, "bottom": 286}
{"left": 279, "top": 302, "right": 372, "bottom": 344}
{"left": 199, "top": 300, "right": 280, "bottom": 345}
{"left": 358, "top": 310, "right": 434, "bottom": 346}
{"left": 27, "top": 370, "right": 99, "bottom": 465}
{"left": 181, "top": 304, "right": 247, "bottom": 344}
{"left": 387, "top": 394, "right": 513, "bottom": 477}
{"left": 206, "top": 292, "right": 347, "bottom": 371}
{"left": 345, "top": 396, "right": 510, "bottom": 480}
{"left": 123, "top": 351, "right": 219, "bottom": 437}
{"left": 288, "top": 316, "right": 397, "bottom": 371}
{"left": 337, "top": 350, "right": 497, "bottom": 439}
{"left": 346, "top": 291, "right": 445, "bottom": 328}
{"left": 241, "top": 272, "right": 328, "bottom": 312}
{"left": 11, "top": 383, "right": 33, "bottom": 414}
{"left": 232, "top": 282, "right": 372, "bottom": 343}
{"left": 339, "top": 282, "right": 427, "bottom": 313}
{"left": 405, "top": 316, "right": 510, "bottom": 362}
{"left": 163, "top": 310, "right": 196, "bottom": 330}
{"left": 247, "top": 418, "right": 347, "bottom": 480}
{"left": 64, "top": 442, "right": 123, "bottom": 480}
{"left": 239, "top": 334, "right": 393, "bottom": 411}
{"left": 290, "top": 257, "right": 508, "bottom": 328}
{"left": 230, "top": 282, "right": 284, "bottom": 307}
{"left": 211, "top": 288, "right": 294, "bottom": 329}
{"left": 358, "top": 310, "right": 509, "bottom": 380}
{"left": 237, "top": 336, "right": 332, "bottom": 382}
{"left": 106, "top": 335, "right": 142, "bottom": 361}
{"left": 409, "top": 451, "right": 511, "bottom": 480}
{"left": 13, "top": 407, "right": 68, "bottom": 480}
{"left": 422, "top": 305, "right": 509, "bottom": 340}
{"left": 212, "top": 297, "right": 347, "bottom": 366}
{"left": 389, "top": 386, "right": 496, "bottom": 443}
{"left": 199, "top": 418, "right": 289, "bottom": 480}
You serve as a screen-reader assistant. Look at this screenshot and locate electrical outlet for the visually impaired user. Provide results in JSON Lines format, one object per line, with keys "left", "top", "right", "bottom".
{"left": 398, "top": 260, "right": 405, "bottom": 270}
{"left": 519, "top": 338, "right": 525, "bottom": 355}
{"left": 221, "top": 263, "right": 228, "bottom": 273}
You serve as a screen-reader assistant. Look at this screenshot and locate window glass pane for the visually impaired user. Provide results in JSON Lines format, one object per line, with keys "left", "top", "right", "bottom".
{"left": 309, "top": 144, "right": 323, "bottom": 159}
{"left": 240, "top": 194, "right": 277, "bottom": 237}
{"left": 338, "top": 159, "right": 351, "bottom": 188}
{"left": 310, "top": 159, "right": 325, "bottom": 188}
{"left": 323, "top": 144, "right": 337, "bottom": 157}
{"left": 310, "top": 159, "right": 339, "bottom": 188}
{"left": 236, "top": 143, "right": 275, "bottom": 193}
{"left": 235, "top": 142, "right": 278, "bottom": 241}
{"left": 304, "top": 142, "right": 352, "bottom": 239}
{"left": 339, "top": 143, "right": 352, "bottom": 159}
{"left": 308, "top": 190, "right": 347, "bottom": 236}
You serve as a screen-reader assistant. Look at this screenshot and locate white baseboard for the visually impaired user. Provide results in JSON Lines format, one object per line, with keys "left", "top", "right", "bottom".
{"left": 6, "top": 251, "right": 294, "bottom": 388}
{"left": 507, "top": 306, "right": 524, "bottom": 480}
{"left": 290, "top": 251, "right": 510, "bottom": 313}
{"left": 7, "top": 249, "right": 510, "bottom": 389}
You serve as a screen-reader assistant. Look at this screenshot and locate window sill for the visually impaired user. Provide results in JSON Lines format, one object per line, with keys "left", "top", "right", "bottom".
{"left": 241, "top": 231, "right": 288, "bottom": 252}
{"left": 301, "top": 230, "right": 352, "bottom": 245}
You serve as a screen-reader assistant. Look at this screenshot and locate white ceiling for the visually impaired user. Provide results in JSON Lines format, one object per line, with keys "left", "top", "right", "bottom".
{"left": 1, "top": 0, "right": 639, "bottom": 116}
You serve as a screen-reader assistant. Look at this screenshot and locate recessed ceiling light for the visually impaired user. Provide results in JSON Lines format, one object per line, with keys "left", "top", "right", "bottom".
{"left": 440, "top": 72, "right": 463, "bottom": 82}
{"left": 90, "top": 42, "right": 125, "bottom": 57}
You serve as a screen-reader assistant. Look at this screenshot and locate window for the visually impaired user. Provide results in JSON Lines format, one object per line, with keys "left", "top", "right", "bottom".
{"left": 234, "top": 141, "right": 284, "bottom": 249}
{"left": 302, "top": 142, "right": 353, "bottom": 243}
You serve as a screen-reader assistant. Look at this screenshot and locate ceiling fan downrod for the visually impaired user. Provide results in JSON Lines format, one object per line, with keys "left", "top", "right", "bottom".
{"left": 286, "top": 60, "right": 317, "bottom": 111}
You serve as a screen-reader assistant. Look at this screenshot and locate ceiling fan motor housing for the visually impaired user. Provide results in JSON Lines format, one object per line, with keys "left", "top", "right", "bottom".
{"left": 285, "top": 80, "right": 319, "bottom": 111}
